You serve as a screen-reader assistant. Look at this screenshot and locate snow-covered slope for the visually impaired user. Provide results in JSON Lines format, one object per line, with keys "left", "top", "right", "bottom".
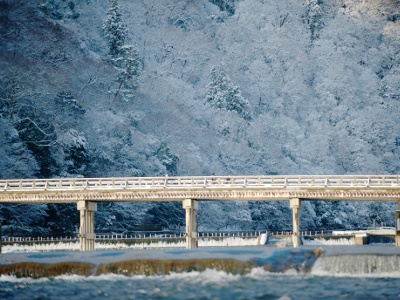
{"left": 0, "top": 0, "right": 399, "bottom": 235}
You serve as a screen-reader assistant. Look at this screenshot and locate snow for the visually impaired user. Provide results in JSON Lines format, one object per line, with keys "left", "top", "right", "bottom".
{"left": 0, "top": 0, "right": 400, "bottom": 234}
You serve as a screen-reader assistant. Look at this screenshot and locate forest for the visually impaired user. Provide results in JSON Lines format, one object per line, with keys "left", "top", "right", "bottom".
{"left": 0, "top": 0, "right": 399, "bottom": 236}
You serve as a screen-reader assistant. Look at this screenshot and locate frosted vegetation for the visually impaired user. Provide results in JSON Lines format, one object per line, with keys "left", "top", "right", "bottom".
{"left": 0, "top": 0, "right": 399, "bottom": 237}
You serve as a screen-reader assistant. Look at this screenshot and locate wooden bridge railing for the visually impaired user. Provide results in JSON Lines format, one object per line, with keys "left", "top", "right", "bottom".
{"left": 0, "top": 175, "right": 399, "bottom": 192}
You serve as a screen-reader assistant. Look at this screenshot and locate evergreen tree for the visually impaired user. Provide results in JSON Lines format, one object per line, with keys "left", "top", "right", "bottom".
{"left": 204, "top": 65, "right": 252, "bottom": 120}
{"left": 147, "top": 202, "right": 184, "bottom": 230}
{"left": 306, "top": 0, "right": 324, "bottom": 41}
{"left": 0, "top": 204, "right": 49, "bottom": 237}
{"left": 44, "top": 204, "right": 79, "bottom": 237}
{"left": 209, "top": 0, "right": 236, "bottom": 16}
{"left": 154, "top": 141, "right": 179, "bottom": 175}
{"left": 95, "top": 202, "right": 151, "bottom": 233}
{"left": 103, "top": 1, "right": 141, "bottom": 100}
{"left": 112, "top": 44, "right": 141, "bottom": 100}
{"left": 103, "top": 0, "right": 128, "bottom": 57}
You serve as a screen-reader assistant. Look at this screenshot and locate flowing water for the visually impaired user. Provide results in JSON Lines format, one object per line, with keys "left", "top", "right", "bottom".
{"left": 0, "top": 245, "right": 400, "bottom": 300}
{"left": 1, "top": 269, "right": 400, "bottom": 300}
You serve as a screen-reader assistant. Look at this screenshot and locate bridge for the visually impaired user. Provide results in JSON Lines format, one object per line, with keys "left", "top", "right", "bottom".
{"left": 0, "top": 175, "right": 400, "bottom": 250}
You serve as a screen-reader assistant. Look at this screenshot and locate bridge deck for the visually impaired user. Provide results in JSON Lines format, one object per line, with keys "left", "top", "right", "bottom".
{"left": 0, "top": 175, "right": 400, "bottom": 203}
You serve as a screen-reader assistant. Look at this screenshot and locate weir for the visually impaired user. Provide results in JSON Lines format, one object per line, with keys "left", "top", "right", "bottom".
{"left": 312, "top": 253, "right": 400, "bottom": 276}
{"left": 0, "top": 175, "right": 400, "bottom": 250}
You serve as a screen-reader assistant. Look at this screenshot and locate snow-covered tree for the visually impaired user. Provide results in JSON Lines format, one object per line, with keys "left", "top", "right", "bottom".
{"left": 0, "top": 204, "right": 49, "bottom": 237}
{"left": 60, "top": 129, "right": 89, "bottom": 176}
{"left": 0, "top": 118, "right": 39, "bottom": 179}
{"left": 112, "top": 44, "right": 141, "bottom": 100}
{"left": 305, "top": 0, "right": 323, "bottom": 41}
{"left": 147, "top": 202, "right": 184, "bottom": 230}
{"left": 155, "top": 141, "right": 179, "bottom": 175}
{"left": 209, "top": 0, "right": 236, "bottom": 16}
{"left": 44, "top": 203, "right": 79, "bottom": 236}
{"left": 96, "top": 202, "right": 152, "bottom": 233}
{"left": 204, "top": 65, "right": 252, "bottom": 120}
{"left": 103, "top": 0, "right": 128, "bottom": 57}
{"left": 103, "top": 0, "right": 141, "bottom": 100}
{"left": 198, "top": 201, "right": 253, "bottom": 231}
{"left": 15, "top": 111, "right": 59, "bottom": 178}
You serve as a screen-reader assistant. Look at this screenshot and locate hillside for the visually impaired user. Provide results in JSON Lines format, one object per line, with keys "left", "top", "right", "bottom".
{"left": 0, "top": 0, "right": 399, "bottom": 236}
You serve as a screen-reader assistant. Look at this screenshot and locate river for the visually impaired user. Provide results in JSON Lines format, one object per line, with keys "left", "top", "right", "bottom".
{"left": 0, "top": 245, "right": 399, "bottom": 299}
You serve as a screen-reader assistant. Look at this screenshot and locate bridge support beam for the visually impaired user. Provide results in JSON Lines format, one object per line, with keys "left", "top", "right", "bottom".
{"left": 183, "top": 199, "right": 198, "bottom": 249}
{"left": 77, "top": 201, "right": 97, "bottom": 251}
{"left": 290, "top": 198, "right": 301, "bottom": 248}
{"left": 396, "top": 201, "right": 400, "bottom": 247}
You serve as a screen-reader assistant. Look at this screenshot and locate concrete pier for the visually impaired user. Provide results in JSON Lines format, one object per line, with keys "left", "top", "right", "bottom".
{"left": 355, "top": 233, "right": 368, "bottom": 245}
{"left": 290, "top": 198, "right": 301, "bottom": 248}
{"left": 183, "top": 199, "right": 198, "bottom": 249}
{"left": 77, "top": 201, "right": 97, "bottom": 251}
{"left": 396, "top": 201, "right": 400, "bottom": 247}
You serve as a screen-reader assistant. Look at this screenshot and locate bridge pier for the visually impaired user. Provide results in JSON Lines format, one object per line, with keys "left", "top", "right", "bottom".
{"left": 77, "top": 201, "right": 97, "bottom": 251}
{"left": 290, "top": 198, "right": 301, "bottom": 248}
{"left": 183, "top": 199, "right": 198, "bottom": 249}
{"left": 396, "top": 201, "right": 400, "bottom": 247}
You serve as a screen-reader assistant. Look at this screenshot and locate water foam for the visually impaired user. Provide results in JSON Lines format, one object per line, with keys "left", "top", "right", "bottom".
{"left": 2, "top": 242, "right": 80, "bottom": 253}
{"left": 165, "top": 268, "right": 241, "bottom": 285}
{"left": 0, "top": 275, "right": 49, "bottom": 283}
{"left": 53, "top": 273, "right": 144, "bottom": 282}
{"left": 245, "top": 266, "right": 300, "bottom": 279}
{"left": 22, "top": 269, "right": 243, "bottom": 285}
{"left": 302, "top": 237, "right": 356, "bottom": 246}
{"left": 1, "top": 237, "right": 259, "bottom": 253}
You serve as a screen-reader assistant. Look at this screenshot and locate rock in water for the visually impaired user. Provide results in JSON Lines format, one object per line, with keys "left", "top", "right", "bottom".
{"left": 256, "top": 248, "right": 323, "bottom": 273}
